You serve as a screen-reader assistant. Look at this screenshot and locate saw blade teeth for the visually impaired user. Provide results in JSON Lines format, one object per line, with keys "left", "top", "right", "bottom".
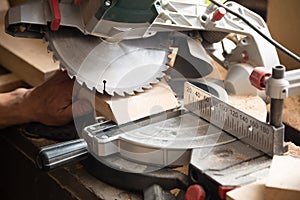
{"left": 125, "top": 90, "right": 135, "bottom": 96}
{"left": 95, "top": 85, "right": 105, "bottom": 94}
{"left": 52, "top": 55, "right": 58, "bottom": 62}
{"left": 156, "top": 71, "right": 166, "bottom": 79}
{"left": 151, "top": 79, "right": 160, "bottom": 84}
{"left": 114, "top": 90, "right": 125, "bottom": 97}
{"left": 47, "top": 46, "right": 52, "bottom": 53}
{"left": 66, "top": 70, "right": 75, "bottom": 79}
{"left": 95, "top": 88, "right": 104, "bottom": 94}
{"left": 42, "top": 36, "right": 49, "bottom": 43}
{"left": 134, "top": 87, "right": 144, "bottom": 93}
{"left": 45, "top": 29, "right": 178, "bottom": 97}
{"left": 86, "top": 84, "right": 94, "bottom": 91}
{"left": 104, "top": 88, "right": 115, "bottom": 96}
{"left": 43, "top": 36, "right": 48, "bottom": 42}
{"left": 143, "top": 84, "right": 153, "bottom": 89}
{"left": 59, "top": 64, "right": 67, "bottom": 71}
{"left": 162, "top": 64, "right": 169, "bottom": 71}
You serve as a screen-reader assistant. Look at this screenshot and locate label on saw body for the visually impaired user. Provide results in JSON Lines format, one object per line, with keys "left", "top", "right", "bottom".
{"left": 183, "top": 81, "right": 274, "bottom": 155}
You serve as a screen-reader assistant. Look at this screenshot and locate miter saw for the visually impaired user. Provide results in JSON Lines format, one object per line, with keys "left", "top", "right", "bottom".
{"left": 5, "top": 0, "right": 300, "bottom": 199}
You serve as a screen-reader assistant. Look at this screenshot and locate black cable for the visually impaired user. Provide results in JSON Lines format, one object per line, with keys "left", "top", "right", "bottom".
{"left": 210, "top": 0, "right": 300, "bottom": 63}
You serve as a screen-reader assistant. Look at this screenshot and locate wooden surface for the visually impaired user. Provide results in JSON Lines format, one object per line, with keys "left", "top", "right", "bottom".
{"left": 0, "top": 126, "right": 142, "bottom": 200}
{"left": 265, "top": 155, "right": 300, "bottom": 200}
{"left": 226, "top": 180, "right": 266, "bottom": 200}
{"left": 0, "top": 2, "right": 59, "bottom": 86}
{"left": 226, "top": 144, "right": 300, "bottom": 200}
{"left": 267, "top": 0, "right": 300, "bottom": 70}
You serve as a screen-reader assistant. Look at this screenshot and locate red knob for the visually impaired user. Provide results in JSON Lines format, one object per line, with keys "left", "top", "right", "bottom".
{"left": 74, "top": 0, "right": 81, "bottom": 5}
{"left": 184, "top": 184, "right": 206, "bottom": 200}
{"left": 212, "top": 7, "right": 226, "bottom": 21}
{"left": 49, "top": 0, "right": 61, "bottom": 31}
{"left": 249, "top": 67, "right": 271, "bottom": 90}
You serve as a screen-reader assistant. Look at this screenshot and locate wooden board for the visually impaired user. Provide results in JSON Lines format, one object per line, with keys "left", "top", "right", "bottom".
{"left": 227, "top": 154, "right": 300, "bottom": 200}
{"left": 79, "top": 81, "right": 180, "bottom": 125}
{"left": 0, "top": 73, "right": 25, "bottom": 92}
{"left": 286, "top": 142, "right": 300, "bottom": 159}
{"left": 265, "top": 155, "right": 300, "bottom": 200}
{"left": 226, "top": 180, "right": 266, "bottom": 200}
{"left": 0, "top": 2, "right": 59, "bottom": 86}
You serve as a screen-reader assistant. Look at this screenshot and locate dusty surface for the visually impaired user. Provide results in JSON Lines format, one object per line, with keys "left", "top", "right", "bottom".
{"left": 228, "top": 95, "right": 267, "bottom": 122}
{"left": 283, "top": 95, "right": 300, "bottom": 131}
{"left": 286, "top": 142, "right": 300, "bottom": 158}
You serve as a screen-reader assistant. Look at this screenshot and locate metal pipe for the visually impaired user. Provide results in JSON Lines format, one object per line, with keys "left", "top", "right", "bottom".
{"left": 269, "top": 65, "right": 285, "bottom": 128}
{"left": 270, "top": 98, "right": 283, "bottom": 128}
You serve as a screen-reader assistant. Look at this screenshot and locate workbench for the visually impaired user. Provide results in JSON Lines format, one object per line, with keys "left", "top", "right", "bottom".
{"left": 0, "top": 122, "right": 143, "bottom": 200}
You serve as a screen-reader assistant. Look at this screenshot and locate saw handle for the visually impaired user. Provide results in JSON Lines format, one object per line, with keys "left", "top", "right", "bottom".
{"left": 36, "top": 139, "right": 89, "bottom": 171}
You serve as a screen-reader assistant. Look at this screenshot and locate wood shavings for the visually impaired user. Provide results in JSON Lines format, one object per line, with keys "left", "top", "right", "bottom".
{"left": 228, "top": 95, "right": 267, "bottom": 122}
{"left": 283, "top": 95, "right": 300, "bottom": 131}
{"left": 285, "top": 142, "right": 300, "bottom": 159}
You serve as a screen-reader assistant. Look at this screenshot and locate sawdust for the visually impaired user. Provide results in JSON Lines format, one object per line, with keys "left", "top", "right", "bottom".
{"left": 174, "top": 165, "right": 189, "bottom": 175}
{"left": 285, "top": 142, "right": 300, "bottom": 159}
{"left": 228, "top": 95, "right": 267, "bottom": 122}
{"left": 282, "top": 95, "right": 300, "bottom": 131}
{"left": 170, "top": 165, "right": 189, "bottom": 196}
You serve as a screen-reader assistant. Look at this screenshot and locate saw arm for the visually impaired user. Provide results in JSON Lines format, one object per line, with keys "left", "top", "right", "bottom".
{"left": 5, "top": 0, "right": 280, "bottom": 96}
{"left": 6, "top": 0, "right": 279, "bottom": 67}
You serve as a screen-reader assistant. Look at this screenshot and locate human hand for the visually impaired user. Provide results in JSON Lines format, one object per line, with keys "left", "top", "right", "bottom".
{"left": 22, "top": 70, "right": 93, "bottom": 126}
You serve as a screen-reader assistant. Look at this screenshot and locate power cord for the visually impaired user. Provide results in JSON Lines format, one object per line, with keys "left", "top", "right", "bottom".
{"left": 210, "top": 0, "right": 300, "bottom": 63}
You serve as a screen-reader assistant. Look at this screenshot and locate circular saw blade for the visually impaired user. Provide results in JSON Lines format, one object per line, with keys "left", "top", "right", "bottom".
{"left": 47, "top": 27, "right": 172, "bottom": 96}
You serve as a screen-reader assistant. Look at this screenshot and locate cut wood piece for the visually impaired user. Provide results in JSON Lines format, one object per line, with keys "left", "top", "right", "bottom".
{"left": 0, "top": 73, "right": 26, "bottom": 92}
{"left": 265, "top": 155, "right": 300, "bottom": 200}
{"left": 226, "top": 180, "right": 266, "bottom": 200}
{"left": 228, "top": 95, "right": 267, "bottom": 122}
{"left": 286, "top": 142, "right": 300, "bottom": 159}
{"left": 0, "top": 5, "right": 59, "bottom": 86}
{"left": 78, "top": 81, "right": 180, "bottom": 125}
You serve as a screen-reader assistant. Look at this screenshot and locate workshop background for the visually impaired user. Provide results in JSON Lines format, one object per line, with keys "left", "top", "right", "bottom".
{"left": 0, "top": 0, "right": 300, "bottom": 200}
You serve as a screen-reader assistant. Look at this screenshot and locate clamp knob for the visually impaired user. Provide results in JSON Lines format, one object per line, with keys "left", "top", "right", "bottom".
{"left": 74, "top": 0, "right": 81, "bottom": 5}
{"left": 49, "top": 0, "right": 61, "bottom": 31}
{"left": 249, "top": 67, "right": 271, "bottom": 90}
{"left": 212, "top": 7, "right": 226, "bottom": 21}
{"left": 184, "top": 184, "right": 205, "bottom": 200}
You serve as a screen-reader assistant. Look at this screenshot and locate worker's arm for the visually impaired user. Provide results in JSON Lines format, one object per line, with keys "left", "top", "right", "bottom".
{"left": 0, "top": 70, "right": 92, "bottom": 128}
